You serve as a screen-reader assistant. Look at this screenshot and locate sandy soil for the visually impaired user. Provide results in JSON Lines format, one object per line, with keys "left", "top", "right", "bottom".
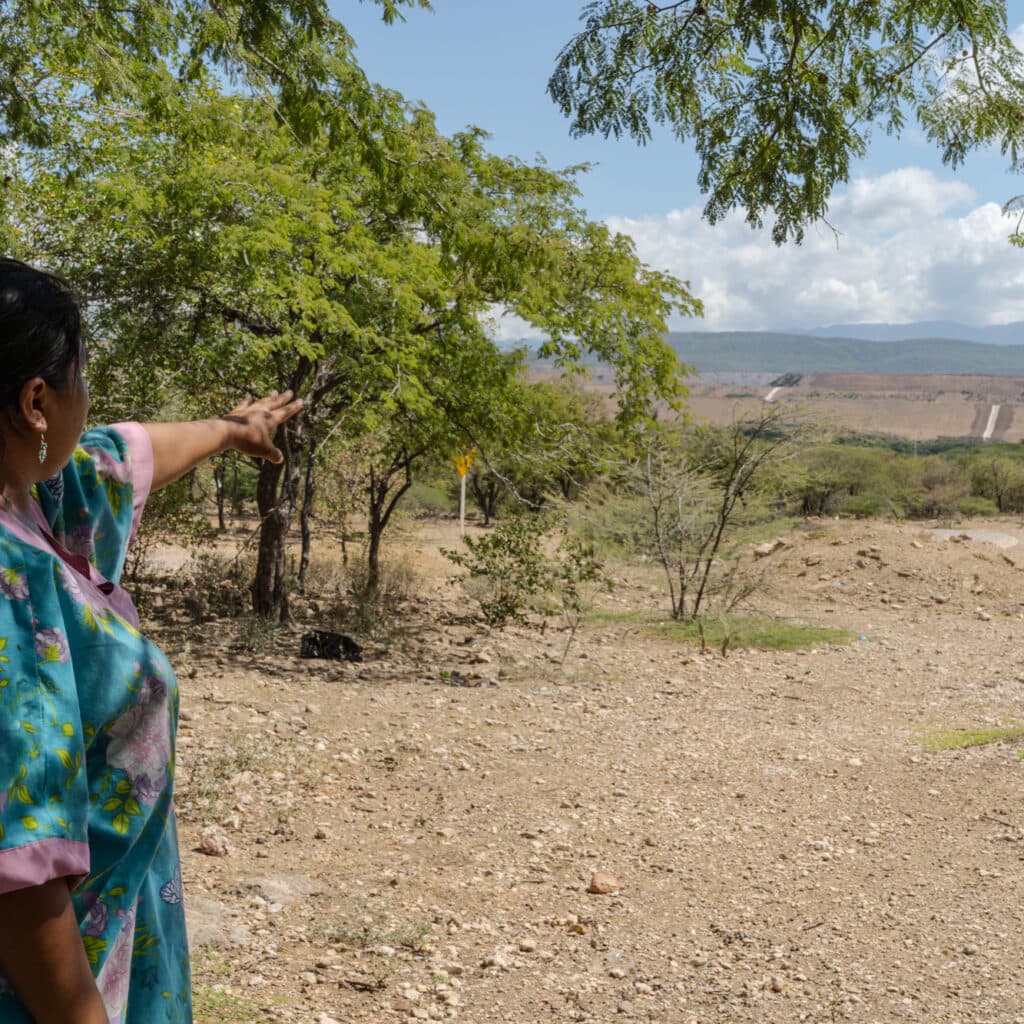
{"left": 148, "top": 515, "right": 1024, "bottom": 1024}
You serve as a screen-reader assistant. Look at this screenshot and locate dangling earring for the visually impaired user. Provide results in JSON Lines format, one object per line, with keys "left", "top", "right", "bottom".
{"left": 38, "top": 434, "right": 48, "bottom": 465}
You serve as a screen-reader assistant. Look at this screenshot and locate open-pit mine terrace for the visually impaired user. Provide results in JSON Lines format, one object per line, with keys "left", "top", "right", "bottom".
{"left": 683, "top": 373, "right": 1024, "bottom": 441}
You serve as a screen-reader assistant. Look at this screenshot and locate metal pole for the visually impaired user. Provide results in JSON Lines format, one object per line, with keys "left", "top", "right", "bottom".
{"left": 460, "top": 472, "right": 467, "bottom": 539}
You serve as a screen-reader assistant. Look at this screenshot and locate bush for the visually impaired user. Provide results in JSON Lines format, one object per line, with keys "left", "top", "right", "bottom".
{"left": 444, "top": 516, "right": 610, "bottom": 629}
{"left": 444, "top": 516, "right": 553, "bottom": 625}
{"left": 838, "top": 494, "right": 898, "bottom": 519}
{"left": 567, "top": 485, "right": 650, "bottom": 558}
{"left": 399, "top": 480, "right": 452, "bottom": 517}
{"left": 954, "top": 495, "right": 1000, "bottom": 517}
{"left": 180, "top": 551, "right": 252, "bottom": 620}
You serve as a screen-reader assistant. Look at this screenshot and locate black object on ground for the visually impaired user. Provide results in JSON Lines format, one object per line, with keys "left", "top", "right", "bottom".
{"left": 300, "top": 630, "right": 363, "bottom": 662}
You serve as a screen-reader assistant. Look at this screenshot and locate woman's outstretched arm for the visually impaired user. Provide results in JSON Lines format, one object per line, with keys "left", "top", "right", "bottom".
{"left": 0, "top": 878, "right": 109, "bottom": 1024}
{"left": 142, "top": 390, "right": 304, "bottom": 492}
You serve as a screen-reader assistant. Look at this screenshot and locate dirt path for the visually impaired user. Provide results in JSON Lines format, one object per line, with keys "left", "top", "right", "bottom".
{"left": 167, "top": 519, "right": 1024, "bottom": 1024}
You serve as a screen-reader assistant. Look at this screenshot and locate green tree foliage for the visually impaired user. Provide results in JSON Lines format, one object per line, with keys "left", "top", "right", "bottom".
{"left": 968, "top": 455, "right": 1024, "bottom": 512}
{"left": 0, "top": 0, "right": 429, "bottom": 148}
{"left": 445, "top": 516, "right": 608, "bottom": 632}
{"left": 465, "top": 379, "right": 618, "bottom": 525}
{"left": 795, "top": 445, "right": 911, "bottom": 517}
{"left": 549, "top": 1, "right": 1024, "bottom": 242}
{"left": 8, "top": 82, "right": 695, "bottom": 619}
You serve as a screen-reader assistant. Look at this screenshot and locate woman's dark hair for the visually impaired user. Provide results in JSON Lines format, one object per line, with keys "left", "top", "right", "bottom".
{"left": 0, "top": 257, "right": 83, "bottom": 412}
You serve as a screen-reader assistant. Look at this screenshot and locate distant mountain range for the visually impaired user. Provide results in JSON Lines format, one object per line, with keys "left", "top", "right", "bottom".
{"left": 665, "top": 331, "right": 1024, "bottom": 374}
{"left": 785, "top": 320, "right": 1024, "bottom": 345}
{"left": 514, "top": 321, "right": 1024, "bottom": 374}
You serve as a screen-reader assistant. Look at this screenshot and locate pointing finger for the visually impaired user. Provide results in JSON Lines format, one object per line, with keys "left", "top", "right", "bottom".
{"left": 270, "top": 398, "right": 304, "bottom": 425}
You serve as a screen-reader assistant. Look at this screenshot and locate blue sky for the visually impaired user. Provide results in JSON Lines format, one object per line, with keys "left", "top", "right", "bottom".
{"left": 334, "top": 2, "right": 1024, "bottom": 333}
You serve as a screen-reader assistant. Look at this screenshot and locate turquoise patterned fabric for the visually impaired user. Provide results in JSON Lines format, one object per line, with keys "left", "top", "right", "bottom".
{"left": 0, "top": 426, "right": 190, "bottom": 1023}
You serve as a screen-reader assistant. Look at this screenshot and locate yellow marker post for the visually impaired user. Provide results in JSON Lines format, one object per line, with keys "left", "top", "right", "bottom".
{"left": 455, "top": 451, "right": 474, "bottom": 538}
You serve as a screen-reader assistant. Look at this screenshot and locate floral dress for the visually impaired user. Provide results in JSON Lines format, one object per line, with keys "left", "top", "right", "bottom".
{"left": 0, "top": 424, "right": 190, "bottom": 1023}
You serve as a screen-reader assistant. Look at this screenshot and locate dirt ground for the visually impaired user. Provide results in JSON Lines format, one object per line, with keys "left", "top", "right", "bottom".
{"left": 157, "top": 516, "right": 1024, "bottom": 1024}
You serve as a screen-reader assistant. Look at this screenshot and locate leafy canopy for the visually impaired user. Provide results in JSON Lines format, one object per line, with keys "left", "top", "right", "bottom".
{"left": 549, "top": 1, "right": 1024, "bottom": 242}
{"left": 0, "top": 0, "right": 429, "bottom": 147}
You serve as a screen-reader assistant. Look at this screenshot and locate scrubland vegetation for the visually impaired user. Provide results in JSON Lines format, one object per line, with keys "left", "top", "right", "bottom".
{"left": 120, "top": 380, "right": 1024, "bottom": 653}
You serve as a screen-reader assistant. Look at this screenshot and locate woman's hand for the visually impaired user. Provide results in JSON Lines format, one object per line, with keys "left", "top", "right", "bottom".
{"left": 221, "top": 390, "right": 305, "bottom": 464}
{"left": 144, "top": 391, "right": 305, "bottom": 492}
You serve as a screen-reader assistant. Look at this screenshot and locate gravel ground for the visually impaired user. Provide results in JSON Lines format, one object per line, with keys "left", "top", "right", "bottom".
{"left": 159, "top": 517, "right": 1024, "bottom": 1024}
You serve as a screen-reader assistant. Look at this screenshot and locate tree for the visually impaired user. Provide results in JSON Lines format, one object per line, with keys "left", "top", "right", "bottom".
{"left": 641, "top": 407, "right": 800, "bottom": 621}
{"left": 0, "top": 0, "right": 429, "bottom": 148}
{"left": 10, "top": 82, "right": 696, "bottom": 620}
{"left": 550, "top": 1, "right": 1024, "bottom": 242}
{"left": 970, "top": 453, "right": 1024, "bottom": 512}
{"left": 465, "top": 379, "right": 614, "bottom": 526}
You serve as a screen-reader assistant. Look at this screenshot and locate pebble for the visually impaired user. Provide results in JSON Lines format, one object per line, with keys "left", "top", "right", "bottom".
{"left": 518, "top": 938, "right": 537, "bottom": 953}
{"left": 199, "top": 825, "right": 232, "bottom": 857}
{"left": 588, "top": 870, "right": 621, "bottom": 894}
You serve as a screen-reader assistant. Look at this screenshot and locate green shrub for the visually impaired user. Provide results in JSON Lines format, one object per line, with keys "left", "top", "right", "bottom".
{"left": 445, "top": 516, "right": 610, "bottom": 629}
{"left": 399, "top": 480, "right": 452, "bottom": 517}
{"left": 444, "top": 516, "right": 554, "bottom": 625}
{"left": 838, "top": 494, "right": 897, "bottom": 519}
{"left": 955, "top": 495, "right": 1000, "bottom": 517}
{"left": 567, "top": 487, "right": 650, "bottom": 558}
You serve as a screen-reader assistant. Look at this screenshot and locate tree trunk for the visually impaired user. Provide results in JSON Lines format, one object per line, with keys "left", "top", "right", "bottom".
{"left": 364, "top": 455, "right": 416, "bottom": 596}
{"left": 470, "top": 473, "right": 501, "bottom": 527}
{"left": 213, "top": 458, "right": 227, "bottom": 532}
{"left": 297, "top": 440, "right": 316, "bottom": 592}
{"left": 252, "top": 422, "right": 302, "bottom": 621}
{"left": 366, "top": 506, "right": 384, "bottom": 595}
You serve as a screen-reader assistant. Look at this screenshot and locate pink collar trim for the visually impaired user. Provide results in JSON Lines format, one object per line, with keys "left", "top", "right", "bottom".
{"left": 0, "top": 501, "right": 140, "bottom": 629}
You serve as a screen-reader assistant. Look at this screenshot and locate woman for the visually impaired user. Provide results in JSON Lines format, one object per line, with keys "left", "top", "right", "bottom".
{"left": 0, "top": 258, "right": 302, "bottom": 1022}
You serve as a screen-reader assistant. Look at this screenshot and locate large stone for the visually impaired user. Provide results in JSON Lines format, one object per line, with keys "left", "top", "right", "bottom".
{"left": 198, "top": 825, "right": 232, "bottom": 857}
{"left": 187, "top": 896, "right": 252, "bottom": 952}
{"left": 753, "top": 538, "right": 786, "bottom": 559}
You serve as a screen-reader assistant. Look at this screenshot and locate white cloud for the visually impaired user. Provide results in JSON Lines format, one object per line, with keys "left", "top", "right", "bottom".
{"left": 606, "top": 167, "right": 1022, "bottom": 331}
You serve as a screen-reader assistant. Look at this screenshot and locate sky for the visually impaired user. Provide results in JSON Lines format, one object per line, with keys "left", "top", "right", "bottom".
{"left": 334, "top": 1, "right": 1024, "bottom": 334}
